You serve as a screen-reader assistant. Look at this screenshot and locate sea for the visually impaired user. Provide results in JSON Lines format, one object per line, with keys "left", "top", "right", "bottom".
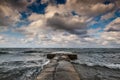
{"left": 0, "top": 48, "right": 120, "bottom": 80}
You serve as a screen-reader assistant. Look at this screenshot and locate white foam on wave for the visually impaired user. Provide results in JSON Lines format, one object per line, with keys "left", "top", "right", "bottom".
{"left": 41, "top": 60, "right": 50, "bottom": 69}
{"left": 104, "top": 63, "right": 120, "bottom": 69}
{"left": 43, "top": 60, "right": 50, "bottom": 66}
{"left": 75, "top": 60, "right": 120, "bottom": 69}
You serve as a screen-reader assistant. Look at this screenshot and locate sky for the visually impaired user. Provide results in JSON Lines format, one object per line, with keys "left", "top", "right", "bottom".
{"left": 0, "top": 0, "right": 120, "bottom": 48}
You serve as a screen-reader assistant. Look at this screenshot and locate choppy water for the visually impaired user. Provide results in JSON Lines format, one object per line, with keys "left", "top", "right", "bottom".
{"left": 0, "top": 48, "right": 120, "bottom": 80}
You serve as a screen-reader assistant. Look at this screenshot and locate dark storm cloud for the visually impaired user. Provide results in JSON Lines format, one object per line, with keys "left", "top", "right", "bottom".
{"left": 0, "top": 0, "right": 31, "bottom": 9}
{"left": 0, "top": 15, "right": 6, "bottom": 26}
{"left": 46, "top": 13, "right": 88, "bottom": 36}
{"left": 0, "top": 0, "right": 34, "bottom": 26}
{"left": 106, "top": 28, "right": 120, "bottom": 32}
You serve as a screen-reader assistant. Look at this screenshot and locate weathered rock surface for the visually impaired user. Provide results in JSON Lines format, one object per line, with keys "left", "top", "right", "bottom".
{"left": 36, "top": 54, "right": 80, "bottom": 80}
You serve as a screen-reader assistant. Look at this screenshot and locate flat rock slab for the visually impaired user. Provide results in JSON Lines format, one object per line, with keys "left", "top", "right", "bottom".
{"left": 36, "top": 56, "right": 80, "bottom": 80}
{"left": 54, "top": 60, "right": 80, "bottom": 80}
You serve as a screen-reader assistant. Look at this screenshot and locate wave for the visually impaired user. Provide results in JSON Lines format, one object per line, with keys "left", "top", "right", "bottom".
{"left": 23, "top": 50, "right": 43, "bottom": 53}
{"left": 0, "top": 51, "right": 9, "bottom": 54}
{"left": 0, "top": 65, "right": 41, "bottom": 80}
{"left": 0, "top": 59, "right": 49, "bottom": 80}
{"left": 73, "top": 61, "right": 120, "bottom": 69}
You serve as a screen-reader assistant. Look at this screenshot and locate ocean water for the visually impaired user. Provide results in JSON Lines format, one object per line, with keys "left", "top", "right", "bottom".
{"left": 0, "top": 48, "right": 120, "bottom": 80}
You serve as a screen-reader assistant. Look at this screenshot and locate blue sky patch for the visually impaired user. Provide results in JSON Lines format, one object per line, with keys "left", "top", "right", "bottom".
{"left": 27, "top": 1, "right": 47, "bottom": 14}
{"left": 56, "top": 0, "right": 66, "bottom": 4}
{"left": 115, "top": 9, "right": 120, "bottom": 17}
{"left": 71, "top": 11, "right": 78, "bottom": 16}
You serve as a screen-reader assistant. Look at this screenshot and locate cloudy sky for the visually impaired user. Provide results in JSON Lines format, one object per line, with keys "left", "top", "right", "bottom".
{"left": 0, "top": 0, "right": 120, "bottom": 48}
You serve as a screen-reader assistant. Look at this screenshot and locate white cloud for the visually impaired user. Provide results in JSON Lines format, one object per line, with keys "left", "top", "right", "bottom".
{"left": 95, "top": 18, "right": 120, "bottom": 47}
{"left": 105, "top": 17, "right": 120, "bottom": 31}
{"left": 0, "top": 5, "right": 21, "bottom": 26}
{"left": 45, "top": 4, "right": 67, "bottom": 18}
{"left": 0, "top": 35, "right": 5, "bottom": 43}
{"left": 101, "top": 11, "right": 114, "bottom": 20}
{"left": 66, "top": 0, "right": 114, "bottom": 16}
{"left": 28, "top": 13, "right": 45, "bottom": 21}
{"left": 98, "top": 32, "right": 120, "bottom": 46}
